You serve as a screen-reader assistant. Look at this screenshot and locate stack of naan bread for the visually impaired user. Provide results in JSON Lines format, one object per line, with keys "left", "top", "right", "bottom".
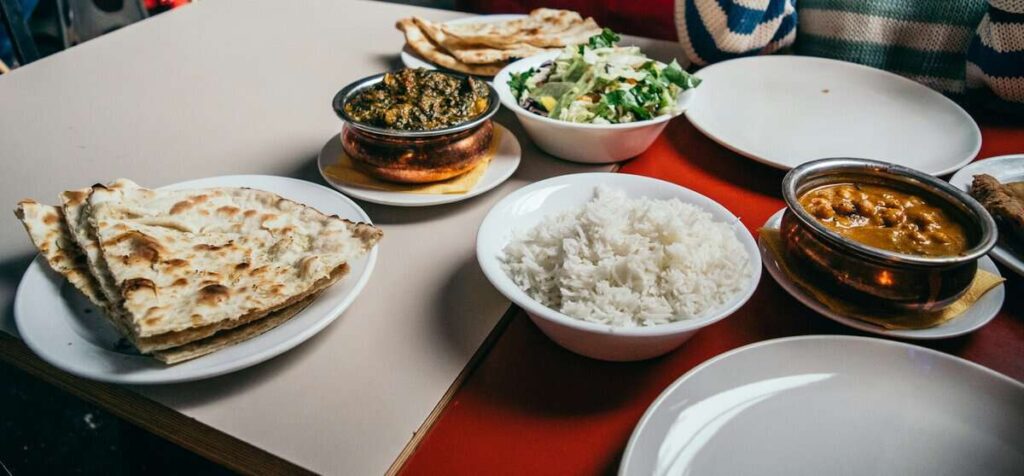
{"left": 397, "top": 8, "right": 603, "bottom": 76}
{"left": 15, "top": 180, "right": 382, "bottom": 364}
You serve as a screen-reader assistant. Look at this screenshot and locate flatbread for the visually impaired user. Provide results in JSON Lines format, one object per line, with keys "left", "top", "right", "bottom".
{"left": 440, "top": 9, "right": 601, "bottom": 49}
{"left": 61, "top": 179, "right": 139, "bottom": 335}
{"left": 88, "top": 184, "right": 382, "bottom": 338}
{"left": 14, "top": 200, "right": 108, "bottom": 312}
{"left": 152, "top": 293, "right": 317, "bottom": 364}
{"left": 412, "top": 17, "right": 552, "bottom": 64}
{"left": 396, "top": 18, "right": 504, "bottom": 76}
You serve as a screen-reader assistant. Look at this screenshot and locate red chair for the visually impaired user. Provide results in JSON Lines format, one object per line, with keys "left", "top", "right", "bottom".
{"left": 455, "top": 0, "right": 678, "bottom": 41}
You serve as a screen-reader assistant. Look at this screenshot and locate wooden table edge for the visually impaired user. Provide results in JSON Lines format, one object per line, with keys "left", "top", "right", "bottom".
{"left": 0, "top": 333, "right": 313, "bottom": 475}
{"left": 1, "top": 303, "right": 522, "bottom": 475}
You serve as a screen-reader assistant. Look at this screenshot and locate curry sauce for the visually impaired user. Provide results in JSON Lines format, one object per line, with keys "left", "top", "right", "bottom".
{"left": 799, "top": 183, "right": 969, "bottom": 257}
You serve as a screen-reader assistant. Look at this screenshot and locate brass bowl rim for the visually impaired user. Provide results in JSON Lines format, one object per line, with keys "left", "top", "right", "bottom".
{"left": 332, "top": 71, "right": 500, "bottom": 138}
{"left": 781, "top": 158, "right": 998, "bottom": 268}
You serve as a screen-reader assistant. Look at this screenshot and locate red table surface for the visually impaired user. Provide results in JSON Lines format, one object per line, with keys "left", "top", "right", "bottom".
{"left": 401, "top": 116, "right": 1024, "bottom": 476}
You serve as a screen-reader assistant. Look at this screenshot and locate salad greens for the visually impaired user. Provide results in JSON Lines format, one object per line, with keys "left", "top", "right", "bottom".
{"left": 508, "top": 28, "right": 701, "bottom": 124}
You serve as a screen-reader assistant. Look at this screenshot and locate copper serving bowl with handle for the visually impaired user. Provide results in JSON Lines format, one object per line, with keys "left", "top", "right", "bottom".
{"left": 780, "top": 158, "right": 997, "bottom": 312}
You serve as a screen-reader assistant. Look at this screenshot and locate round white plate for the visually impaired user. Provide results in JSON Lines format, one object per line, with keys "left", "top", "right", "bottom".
{"left": 318, "top": 123, "right": 521, "bottom": 207}
{"left": 14, "top": 175, "right": 379, "bottom": 384}
{"left": 949, "top": 154, "right": 1024, "bottom": 276}
{"left": 621, "top": 335, "right": 1024, "bottom": 476}
{"left": 759, "top": 209, "right": 1004, "bottom": 339}
{"left": 400, "top": 14, "right": 527, "bottom": 74}
{"left": 685, "top": 56, "right": 981, "bottom": 175}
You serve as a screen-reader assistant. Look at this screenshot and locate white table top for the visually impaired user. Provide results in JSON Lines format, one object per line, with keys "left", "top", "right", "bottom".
{"left": 0, "top": 1, "right": 682, "bottom": 472}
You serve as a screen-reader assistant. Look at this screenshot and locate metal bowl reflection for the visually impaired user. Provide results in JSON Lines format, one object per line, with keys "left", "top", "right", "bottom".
{"left": 780, "top": 158, "right": 997, "bottom": 312}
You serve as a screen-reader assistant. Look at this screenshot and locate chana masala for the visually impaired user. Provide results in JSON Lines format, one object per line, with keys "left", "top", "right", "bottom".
{"left": 799, "top": 183, "right": 969, "bottom": 257}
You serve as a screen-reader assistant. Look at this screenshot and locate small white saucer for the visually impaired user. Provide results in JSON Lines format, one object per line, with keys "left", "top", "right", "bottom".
{"left": 317, "top": 123, "right": 521, "bottom": 207}
{"left": 759, "top": 209, "right": 1005, "bottom": 339}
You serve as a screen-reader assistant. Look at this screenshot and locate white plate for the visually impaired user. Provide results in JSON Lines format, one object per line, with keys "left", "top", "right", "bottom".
{"left": 949, "top": 154, "right": 1024, "bottom": 276}
{"left": 318, "top": 123, "right": 521, "bottom": 207}
{"left": 13, "top": 175, "right": 379, "bottom": 384}
{"left": 400, "top": 14, "right": 527, "bottom": 74}
{"left": 759, "top": 209, "right": 1004, "bottom": 339}
{"left": 685, "top": 56, "right": 981, "bottom": 175}
{"left": 621, "top": 335, "right": 1024, "bottom": 476}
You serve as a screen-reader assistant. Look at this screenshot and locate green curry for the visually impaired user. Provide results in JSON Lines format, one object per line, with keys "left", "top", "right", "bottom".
{"left": 344, "top": 68, "right": 490, "bottom": 131}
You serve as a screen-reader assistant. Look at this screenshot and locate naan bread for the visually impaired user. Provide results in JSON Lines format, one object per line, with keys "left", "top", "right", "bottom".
{"left": 61, "top": 180, "right": 139, "bottom": 334}
{"left": 152, "top": 293, "right": 317, "bottom": 364}
{"left": 14, "top": 200, "right": 108, "bottom": 312}
{"left": 412, "top": 17, "right": 553, "bottom": 64}
{"left": 88, "top": 184, "right": 382, "bottom": 338}
{"left": 396, "top": 18, "right": 504, "bottom": 76}
{"left": 440, "top": 9, "right": 601, "bottom": 49}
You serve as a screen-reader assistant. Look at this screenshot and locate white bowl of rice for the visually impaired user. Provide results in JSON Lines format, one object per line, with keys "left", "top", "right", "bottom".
{"left": 477, "top": 173, "right": 761, "bottom": 361}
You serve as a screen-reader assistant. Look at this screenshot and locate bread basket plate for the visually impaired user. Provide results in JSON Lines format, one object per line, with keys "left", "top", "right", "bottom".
{"left": 759, "top": 209, "right": 1004, "bottom": 339}
{"left": 949, "top": 154, "right": 1024, "bottom": 277}
{"left": 14, "top": 175, "right": 379, "bottom": 384}
{"left": 399, "top": 14, "right": 526, "bottom": 75}
{"left": 317, "top": 123, "right": 521, "bottom": 207}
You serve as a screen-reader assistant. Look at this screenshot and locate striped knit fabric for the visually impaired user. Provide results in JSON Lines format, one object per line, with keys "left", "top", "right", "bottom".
{"left": 675, "top": 0, "right": 1024, "bottom": 113}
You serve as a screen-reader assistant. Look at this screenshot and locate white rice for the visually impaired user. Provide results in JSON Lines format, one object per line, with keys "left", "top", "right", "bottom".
{"left": 501, "top": 186, "right": 751, "bottom": 327}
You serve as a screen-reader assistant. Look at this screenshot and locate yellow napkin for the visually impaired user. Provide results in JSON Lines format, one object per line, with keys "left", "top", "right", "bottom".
{"left": 760, "top": 228, "right": 1004, "bottom": 330}
{"left": 323, "top": 128, "right": 500, "bottom": 195}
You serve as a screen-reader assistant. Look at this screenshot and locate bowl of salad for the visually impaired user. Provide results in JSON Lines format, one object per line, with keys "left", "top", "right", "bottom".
{"left": 494, "top": 30, "right": 701, "bottom": 163}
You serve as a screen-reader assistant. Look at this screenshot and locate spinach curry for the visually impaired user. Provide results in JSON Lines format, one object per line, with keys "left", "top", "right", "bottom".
{"left": 344, "top": 68, "right": 490, "bottom": 131}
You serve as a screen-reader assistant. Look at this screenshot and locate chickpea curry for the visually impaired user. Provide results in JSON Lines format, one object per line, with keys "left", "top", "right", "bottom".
{"left": 344, "top": 68, "right": 490, "bottom": 131}
{"left": 799, "top": 183, "right": 969, "bottom": 257}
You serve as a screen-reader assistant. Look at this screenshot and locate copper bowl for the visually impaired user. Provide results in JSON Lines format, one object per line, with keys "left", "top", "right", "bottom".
{"left": 780, "top": 158, "right": 997, "bottom": 312}
{"left": 340, "top": 120, "right": 493, "bottom": 183}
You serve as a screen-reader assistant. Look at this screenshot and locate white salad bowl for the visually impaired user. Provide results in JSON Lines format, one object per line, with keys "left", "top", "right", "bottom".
{"left": 494, "top": 51, "right": 697, "bottom": 164}
{"left": 476, "top": 173, "right": 762, "bottom": 361}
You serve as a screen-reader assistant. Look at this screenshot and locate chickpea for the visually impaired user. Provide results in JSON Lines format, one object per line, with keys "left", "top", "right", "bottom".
{"left": 930, "top": 232, "right": 951, "bottom": 244}
{"left": 835, "top": 199, "right": 856, "bottom": 215}
{"left": 907, "top": 209, "right": 936, "bottom": 227}
{"left": 808, "top": 198, "right": 835, "bottom": 219}
{"left": 837, "top": 187, "right": 855, "bottom": 199}
{"left": 910, "top": 231, "right": 929, "bottom": 243}
{"left": 856, "top": 199, "right": 875, "bottom": 216}
{"left": 880, "top": 208, "right": 905, "bottom": 226}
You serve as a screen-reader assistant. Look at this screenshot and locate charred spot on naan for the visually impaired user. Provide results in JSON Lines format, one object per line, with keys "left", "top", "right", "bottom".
{"left": 122, "top": 278, "right": 157, "bottom": 299}
{"left": 169, "top": 194, "right": 211, "bottom": 215}
{"left": 198, "top": 283, "right": 231, "bottom": 306}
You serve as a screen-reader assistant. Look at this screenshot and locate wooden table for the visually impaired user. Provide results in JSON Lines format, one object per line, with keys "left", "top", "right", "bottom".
{"left": 0, "top": 1, "right": 677, "bottom": 474}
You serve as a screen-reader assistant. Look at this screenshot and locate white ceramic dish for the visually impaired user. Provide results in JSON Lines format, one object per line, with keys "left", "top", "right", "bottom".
{"left": 400, "top": 14, "right": 527, "bottom": 74}
{"left": 317, "top": 123, "right": 521, "bottom": 207}
{"left": 949, "top": 154, "right": 1024, "bottom": 276}
{"left": 621, "top": 335, "right": 1024, "bottom": 476}
{"left": 685, "top": 56, "right": 982, "bottom": 175}
{"left": 494, "top": 51, "right": 697, "bottom": 163}
{"left": 759, "top": 209, "right": 1004, "bottom": 339}
{"left": 476, "top": 173, "right": 761, "bottom": 361}
{"left": 14, "top": 175, "right": 379, "bottom": 384}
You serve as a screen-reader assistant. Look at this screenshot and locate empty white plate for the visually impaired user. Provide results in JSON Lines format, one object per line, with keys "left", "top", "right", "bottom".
{"left": 318, "top": 123, "right": 521, "bottom": 207}
{"left": 759, "top": 209, "right": 1004, "bottom": 339}
{"left": 621, "top": 335, "right": 1024, "bottom": 476}
{"left": 400, "top": 14, "right": 526, "bottom": 75}
{"left": 686, "top": 56, "right": 981, "bottom": 175}
{"left": 14, "top": 175, "right": 379, "bottom": 384}
{"left": 949, "top": 154, "right": 1024, "bottom": 277}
